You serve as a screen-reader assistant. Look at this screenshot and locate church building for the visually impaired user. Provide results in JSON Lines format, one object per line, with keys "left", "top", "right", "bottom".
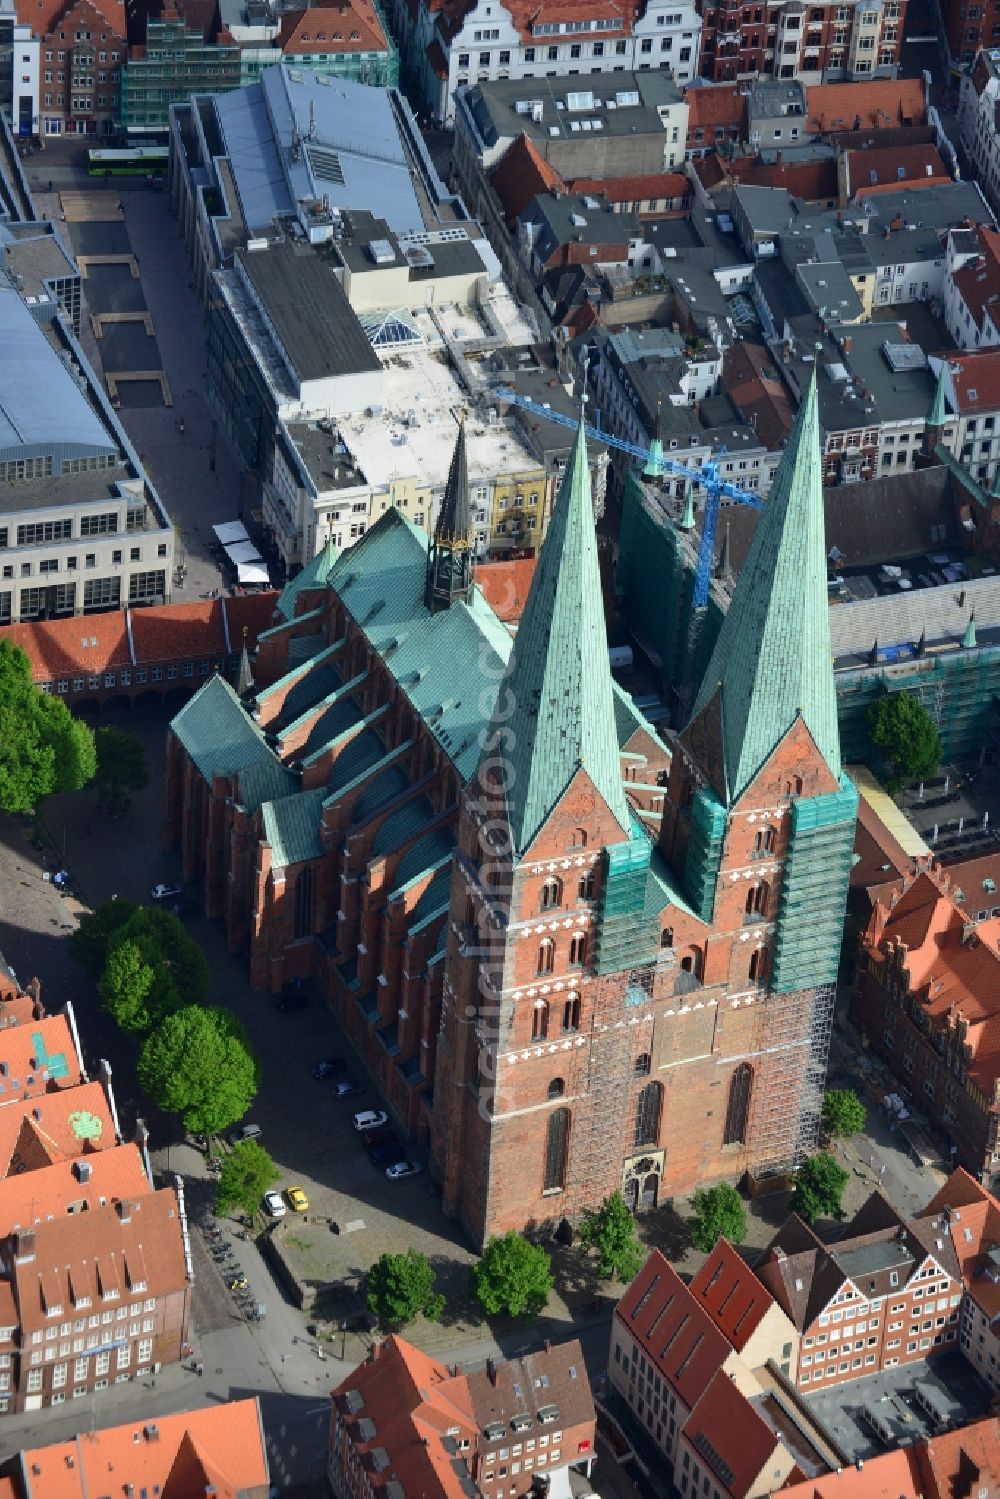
{"left": 165, "top": 385, "right": 856, "bottom": 1247}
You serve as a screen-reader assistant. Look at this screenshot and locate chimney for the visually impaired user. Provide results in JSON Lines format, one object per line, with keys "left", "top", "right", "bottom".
{"left": 117, "top": 1200, "right": 132, "bottom": 1224}
{"left": 15, "top": 1229, "right": 35, "bottom": 1263}
{"left": 842, "top": 335, "right": 852, "bottom": 355}
{"left": 73, "top": 1160, "right": 92, "bottom": 1184}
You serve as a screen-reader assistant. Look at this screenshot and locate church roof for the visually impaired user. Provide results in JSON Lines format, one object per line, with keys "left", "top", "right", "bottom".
{"left": 171, "top": 672, "right": 283, "bottom": 786}
{"left": 688, "top": 374, "right": 841, "bottom": 804}
{"left": 482, "top": 416, "right": 631, "bottom": 857}
{"left": 274, "top": 536, "right": 339, "bottom": 622}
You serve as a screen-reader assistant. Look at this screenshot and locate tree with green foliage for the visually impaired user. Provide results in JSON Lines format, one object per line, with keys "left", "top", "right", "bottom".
{"left": 72, "top": 898, "right": 138, "bottom": 976}
{"left": 138, "top": 1006, "right": 258, "bottom": 1137}
{"left": 821, "top": 1088, "right": 866, "bottom": 1141}
{"left": 100, "top": 938, "right": 156, "bottom": 1033}
{"left": 367, "top": 1249, "right": 445, "bottom": 1327}
{"left": 791, "top": 1152, "right": 850, "bottom": 1225}
{"left": 470, "top": 1232, "right": 554, "bottom": 1319}
{"left": 0, "top": 639, "right": 95, "bottom": 810}
{"left": 97, "top": 905, "right": 209, "bottom": 1034}
{"left": 94, "top": 725, "right": 148, "bottom": 815}
{"left": 216, "top": 1139, "right": 279, "bottom": 1217}
{"left": 577, "top": 1191, "right": 645, "bottom": 1283}
{"left": 867, "top": 691, "right": 941, "bottom": 793}
{"left": 689, "top": 1182, "right": 747, "bottom": 1254}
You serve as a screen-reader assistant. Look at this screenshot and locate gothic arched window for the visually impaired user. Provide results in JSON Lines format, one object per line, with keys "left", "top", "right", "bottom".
{"left": 634, "top": 1082, "right": 662, "bottom": 1148}
{"left": 544, "top": 1107, "right": 570, "bottom": 1192}
{"left": 724, "top": 1063, "right": 753, "bottom": 1146}
{"left": 294, "top": 865, "right": 314, "bottom": 940}
{"left": 531, "top": 1001, "right": 549, "bottom": 1042}
{"left": 537, "top": 939, "right": 555, "bottom": 975}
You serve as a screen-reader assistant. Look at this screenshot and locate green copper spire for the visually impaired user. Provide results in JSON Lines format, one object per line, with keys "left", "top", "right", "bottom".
{"left": 927, "top": 363, "right": 949, "bottom": 430}
{"left": 962, "top": 612, "right": 977, "bottom": 649}
{"left": 480, "top": 414, "right": 630, "bottom": 859}
{"left": 687, "top": 373, "right": 841, "bottom": 805}
{"left": 236, "top": 625, "right": 254, "bottom": 696}
{"left": 680, "top": 488, "right": 695, "bottom": 530}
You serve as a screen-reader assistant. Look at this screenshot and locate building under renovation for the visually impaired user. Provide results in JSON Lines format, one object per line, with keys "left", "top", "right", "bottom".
{"left": 165, "top": 386, "right": 855, "bottom": 1244}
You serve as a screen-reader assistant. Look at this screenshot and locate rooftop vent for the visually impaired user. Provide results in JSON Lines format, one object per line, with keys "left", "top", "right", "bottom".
{"left": 367, "top": 239, "right": 395, "bottom": 265}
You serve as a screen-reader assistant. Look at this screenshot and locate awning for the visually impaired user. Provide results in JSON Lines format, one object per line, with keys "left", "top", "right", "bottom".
{"left": 237, "top": 561, "right": 271, "bottom": 585}
{"left": 225, "top": 540, "right": 264, "bottom": 566}
{"left": 213, "top": 520, "right": 250, "bottom": 546}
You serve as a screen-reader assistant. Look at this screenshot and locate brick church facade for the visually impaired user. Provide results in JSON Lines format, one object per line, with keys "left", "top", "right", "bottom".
{"left": 164, "top": 387, "right": 856, "bottom": 1247}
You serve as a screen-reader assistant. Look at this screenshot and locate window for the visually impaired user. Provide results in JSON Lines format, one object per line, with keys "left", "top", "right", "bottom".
{"left": 128, "top": 570, "right": 165, "bottom": 602}
{"left": 532, "top": 1001, "right": 549, "bottom": 1041}
{"left": 294, "top": 865, "right": 314, "bottom": 940}
{"left": 541, "top": 877, "right": 562, "bottom": 909}
{"left": 80, "top": 512, "right": 118, "bottom": 536}
{"left": 724, "top": 1062, "right": 753, "bottom": 1146}
{"left": 548, "top": 1077, "right": 565, "bottom": 1100}
{"left": 544, "top": 1107, "right": 570, "bottom": 1191}
{"left": 745, "top": 881, "right": 768, "bottom": 917}
{"left": 84, "top": 577, "right": 120, "bottom": 610}
{"left": 753, "top": 826, "right": 776, "bottom": 856}
{"left": 570, "top": 828, "right": 587, "bottom": 848}
{"left": 569, "top": 935, "right": 586, "bottom": 967}
{"left": 634, "top": 1052, "right": 652, "bottom": 1077}
{"left": 577, "top": 870, "right": 595, "bottom": 900}
{"left": 537, "top": 939, "right": 555, "bottom": 976}
{"left": 563, "top": 992, "right": 580, "bottom": 1031}
{"left": 17, "top": 519, "right": 72, "bottom": 546}
{"left": 749, "top": 946, "right": 768, "bottom": 983}
{"left": 634, "top": 1082, "right": 662, "bottom": 1147}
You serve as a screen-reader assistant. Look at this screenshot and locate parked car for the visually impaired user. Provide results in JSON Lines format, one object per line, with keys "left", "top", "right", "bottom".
{"left": 369, "top": 1141, "right": 407, "bottom": 1167}
{"left": 151, "top": 882, "right": 183, "bottom": 901}
{"left": 231, "top": 1123, "right": 262, "bottom": 1144}
{"left": 333, "top": 1080, "right": 363, "bottom": 1099}
{"left": 262, "top": 1189, "right": 286, "bottom": 1218}
{"left": 386, "top": 1160, "right": 422, "bottom": 1180}
{"left": 285, "top": 1186, "right": 310, "bottom": 1213}
{"left": 274, "top": 991, "right": 308, "bottom": 1013}
{"left": 313, "top": 1058, "right": 346, "bottom": 1079}
{"left": 363, "top": 1127, "right": 396, "bottom": 1149}
{"left": 353, "top": 1109, "right": 388, "bottom": 1132}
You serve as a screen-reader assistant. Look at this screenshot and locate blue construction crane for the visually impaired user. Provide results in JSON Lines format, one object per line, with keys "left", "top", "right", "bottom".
{"left": 493, "top": 385, "right": 763, "bottom": 608}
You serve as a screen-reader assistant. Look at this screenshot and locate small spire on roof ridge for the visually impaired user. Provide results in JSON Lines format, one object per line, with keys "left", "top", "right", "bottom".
{"left": 715, "top": 520, "right": 732, "bottom": 580}
{"left": 680, "top": 489, "right": 695, "bottom": 531}
{"left": 962, "top": 612, "right": 977, "bottom": 649}
{"left": 915, "top": 627, "right": 926, "bottom": 658}
{"left": 868, "top": 638, "right": 879, "bottom": 667}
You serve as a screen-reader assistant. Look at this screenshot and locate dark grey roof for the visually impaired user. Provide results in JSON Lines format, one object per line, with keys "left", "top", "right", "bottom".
{"left": 465, "top": 71, "right": 682, "bottom": 151}
{"left": 866, "top": 180, "right": 996, "bottom": 232}
{"left": 237, "top": 241, "right": 380, "bottom": 384}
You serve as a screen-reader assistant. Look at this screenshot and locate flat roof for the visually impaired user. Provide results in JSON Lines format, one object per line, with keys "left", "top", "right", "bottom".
{"left": 337, "top": 318, "right": 540, "bottom": 492}
{"left": 0, "top": 283, "right": 113, "bottom": 458}
{"left": 238, "top": 240, "right": 380, "bottom": 384}
{"left": 217, "top": 65, "right": 425, "bottom": 238}
{"left": 467, "top": 70, "right": 682, "bottom": 149}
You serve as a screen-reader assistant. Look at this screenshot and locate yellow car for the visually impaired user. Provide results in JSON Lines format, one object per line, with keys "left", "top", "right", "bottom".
{"left": 285, "top": 1186, "right": 310, "bottom": 1213}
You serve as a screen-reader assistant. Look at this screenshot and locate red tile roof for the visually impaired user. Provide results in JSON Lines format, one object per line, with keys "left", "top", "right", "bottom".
{"left": 942, "top": 348, "right": 1000, "bottom": 415}
{"left": 0, "top": 1015, "right": 81, "bottom": 1100}
{"left": 846, "top": 143, "right": 948, "bottom": 199}
{"left": 490, "top": 134, "right": 564, "bottom": 224}
{"left": 566, "top": 172, "right": 691, "bottom": 207}
{"left": 278, "top": 0, "right": 388, "bottom": 55}
{"left": 17, "top": 0, "right": 126, "bottom": 42}
{"left": 916, "top": 1414, "right": 1000, "bottom": 1499}
{"left": 0, "top": 614, "right": 131, "bottom": 684}
{"left": 689, "top": 1238, "right": 775, "bottom": 1353}
{"left": 722, "top": 340, "right": 795, "bottom": 451}
{"left": 773, "top": 1448, "right": 921, "bottom": 1497}
{"left": 806, "top": 80, "right": 927, "bottom": 132}
{"left": 476, "top": 559, "right": 536, "bottom": 623}
{"left": 921, "top": 1170, "right": 1000, "bottom": 1319}
{"left": 0, "top": 1141, "right": 149, "bottom": 1233}
{"left": 0, "top": 1080, "right": 116, "bottom": 1179}
{"left": 685, "top": 83, "right": 747, "bottom": 134}
{"left": 706, "top": 155, "right": 837, "bottom": 202}
{"left": 682, "top": 1368, "right": 784, "bottom": 1499}
{"left": 850, "top": 789, "right": 914, "bottom": 895}
{"left": 17, "top": 1397, "right": 269, "bottom": 1499}
{"left": 129, "top": 599, "right": 228, "bottom": 665}
{"left": 615, "top": 1249, "right": 732, "bottom": 1408}
{"left": 224, "top": 591, "right": 281, "bottom": 650}
{"left": 950, "top": 226, "right": 1000, "bottom": 342}
{"left": 13, "top": 1186, "right": 187, "bottom": 1334}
